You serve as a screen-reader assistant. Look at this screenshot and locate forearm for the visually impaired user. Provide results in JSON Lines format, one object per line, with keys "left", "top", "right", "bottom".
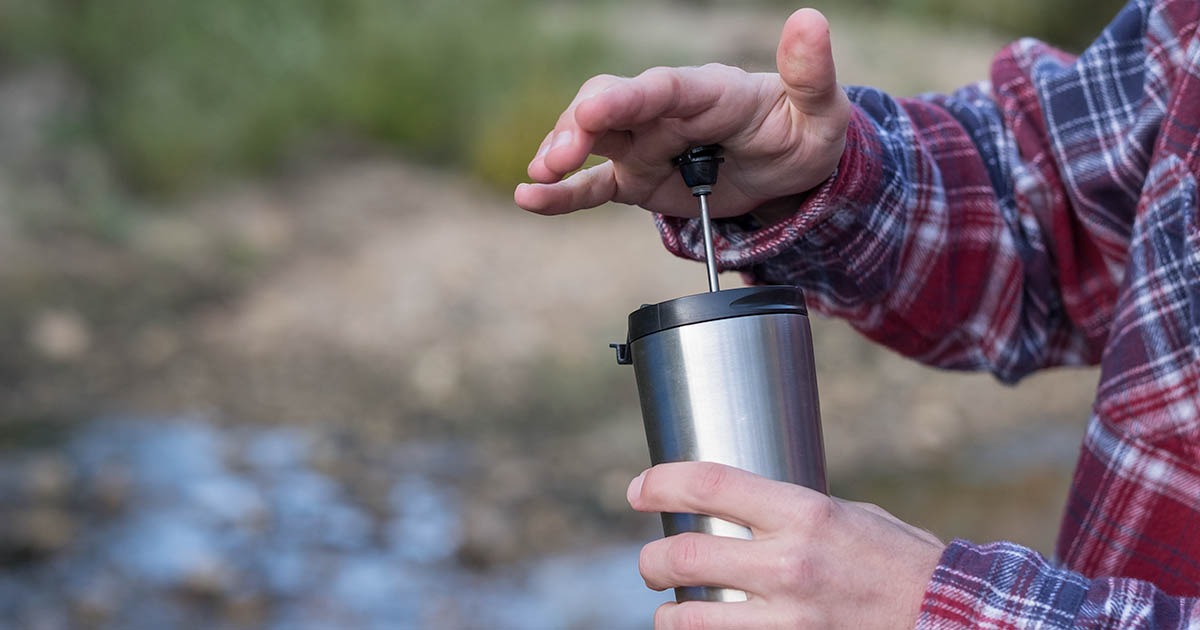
{"left": 659, "top": 85, "right": 1091, "bottom": 382}
{"left": 659, "top": 1, "right": 1178, "bottom": 383}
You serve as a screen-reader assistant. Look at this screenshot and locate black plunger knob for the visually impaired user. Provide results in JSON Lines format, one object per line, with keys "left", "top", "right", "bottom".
{"left": 672, "top": 145, "right": 724, "bottom": 194}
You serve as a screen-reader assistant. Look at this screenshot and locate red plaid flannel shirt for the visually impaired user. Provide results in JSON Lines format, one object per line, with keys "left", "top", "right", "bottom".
{"left": 659, "top": 0, "right": 1200, "bottom": 625}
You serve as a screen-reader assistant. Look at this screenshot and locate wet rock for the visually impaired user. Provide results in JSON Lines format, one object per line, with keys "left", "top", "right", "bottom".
{"left": 223, "top": 591, "right": 270, "bottom": 628}
{"left": 524, "top": 500, "right": 574, "bottom": 552}
{"left": 0, "top": 507, "right": 76, "bottom": 559}
{"left": 177, "top": 559, "right": 235, "bottom": 600}
{"left": 0, "top": 453, "right": 75, "bottom": 512}
{"left": 86, "top": 461, "right": 133, "bottom": 515}
{"left": 483, "top": 457, "right": 537, "bottom": 504}
{"left": 21, "top": 454, "right": 73, "bottom": 503}
{"left": 457, "top": 502, "right": 522, "bottom": 569}
{"left": 307, "top": 433, "right": 347, "bottom": 479}
{"left": 68, "top": 572, "right": 122, "bottom": 625}
{"left": 0, "top": 417, "right": 672, "bottom": 628}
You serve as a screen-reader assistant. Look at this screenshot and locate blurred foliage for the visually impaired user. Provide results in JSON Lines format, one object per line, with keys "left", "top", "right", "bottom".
{"left": 0, "top": 0, "right": 613, "bottom": 194}
{"left": 810, "top": 0, "right": 1129, "bottom": 52}
{"left": 0, "top": 0, "right": 1128, "bottom": 196}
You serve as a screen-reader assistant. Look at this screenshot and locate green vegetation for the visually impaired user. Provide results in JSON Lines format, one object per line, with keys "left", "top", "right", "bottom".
{"left": 809, "top": 0, "right": 1129, "bottom": 51}
{"left": 0, "top": 0, "right": 613, "bottom": 194}
{"left": 0, "top": 0, "right": 1128, "bottom": 196}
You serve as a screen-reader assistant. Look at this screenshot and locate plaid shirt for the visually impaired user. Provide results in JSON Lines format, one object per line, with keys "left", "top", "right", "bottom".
{"left": 658, "top": 0, "right": 1200, "bottom": 625}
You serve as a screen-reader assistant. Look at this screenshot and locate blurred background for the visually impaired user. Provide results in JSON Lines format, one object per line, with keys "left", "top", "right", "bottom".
{"left": 0, "top": 0, "right": 1124, "bottom": 627}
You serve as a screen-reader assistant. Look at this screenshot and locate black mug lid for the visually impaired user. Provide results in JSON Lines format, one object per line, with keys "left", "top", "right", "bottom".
{"left": 626, "top": 285, "right": 808, "bottom": 343}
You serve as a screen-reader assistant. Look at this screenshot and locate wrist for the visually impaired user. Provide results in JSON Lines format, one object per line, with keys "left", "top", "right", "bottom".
{"left": 748, "top": 192, "right": 812, "bottom": 228}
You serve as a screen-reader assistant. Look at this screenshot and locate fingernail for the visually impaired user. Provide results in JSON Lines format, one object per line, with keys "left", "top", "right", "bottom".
{"left": 550, "top": 130, "right": 573, "bottom": 151}
{"left": 627, "top": 470, "right": 647, "bottom": 505}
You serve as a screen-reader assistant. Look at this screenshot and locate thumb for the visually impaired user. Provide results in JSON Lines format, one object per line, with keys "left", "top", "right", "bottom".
{"left": 776, "top": 8, "right": 841, "bottom": 116}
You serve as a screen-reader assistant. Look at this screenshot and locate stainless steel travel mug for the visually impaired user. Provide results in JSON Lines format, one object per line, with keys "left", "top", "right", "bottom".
{"left": 612, "top": 285, "right": 827, "bottom": 603}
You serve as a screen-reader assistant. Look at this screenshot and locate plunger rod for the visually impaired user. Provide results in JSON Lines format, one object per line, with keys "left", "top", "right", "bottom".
{"left": 673, "top": 145, "right": 726, "bottom": 294}
{"left": 698, "top": 194, "right": 719, "bottom": 292}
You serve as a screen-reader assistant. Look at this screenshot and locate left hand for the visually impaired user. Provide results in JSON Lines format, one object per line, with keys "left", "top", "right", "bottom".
{"left": 514, "top": 9, "right": 850, "bottom": 219}
{"left": 628, "top": 462, "right": 945, "bottom": 629}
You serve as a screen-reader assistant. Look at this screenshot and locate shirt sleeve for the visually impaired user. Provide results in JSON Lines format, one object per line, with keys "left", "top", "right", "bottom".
{"left": 920, "top": 540, "right": 1199, "bottom": 628}
{"left": 657, "top": 0, "right": 1200, "bottom": 623}
{"left": 656, "top": 0, "right": 1178, "bottom": 384}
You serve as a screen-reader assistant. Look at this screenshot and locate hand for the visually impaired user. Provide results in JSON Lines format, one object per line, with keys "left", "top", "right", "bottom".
{"left": 514, "top": 9, "right": 851, "bottom": 219}
{"left": 628, "top": 462, "right": 945, "bottom": 629}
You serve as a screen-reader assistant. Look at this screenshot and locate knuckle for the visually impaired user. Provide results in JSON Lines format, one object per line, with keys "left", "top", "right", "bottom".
{"left": 700, "top": 61, "right": 739, "bottom": 77}
{"left": 640, "top": 66, "right": 682, "bottom": 89}
{"left": 855, "top": 500, "right": 888, "bottom": 516}
{"left": 640, "top": 67, "right": 682, "bottom": 98}
{"left": 657, "top": 602, "right": 707, "bottom": 630}
{"left": 788, "top": 493, "right": 837, "bottom": 532}
{"left": 583, "top": 73, "right": 619, "bottom": 90}
{"left": 790, "top": 82, "right": 828, "bottom": 98}
{"left": 810, "top": 494, "right": 838, "bottom": 526}
{"left": 665, "top": 533, "right": 704, "bottom": 581}
{"left": 555, "top": 106, "right": 578, "bottom": 129}
{"left": 694, "top": 462, "right": 730, "bottom": 499}
{"left": 776, "top": 544, "right": 819, "bottom": 594}
{"left": 639, "top": 65, "right": 674, "bottom": 79}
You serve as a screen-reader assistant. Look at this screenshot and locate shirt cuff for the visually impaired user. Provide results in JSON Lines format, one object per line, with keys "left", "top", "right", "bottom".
{"left": 654, "top": 105, "right": 886, "bottom": 271}
{"left": 918, "top": 539, "right": 1088, "bottom": 629}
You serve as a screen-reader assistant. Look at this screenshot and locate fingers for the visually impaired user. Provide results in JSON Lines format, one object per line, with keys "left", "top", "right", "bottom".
{"left": 638, "top": 532, "right": 763, "bottom": 593}
{"left": 776, "top": 8, "right": 841, "bottom": 117}
{"left": 573, "top": 64, "right": 737, "bottom": 134}
{"left": 628, "top": 462, "right": 834, "bottom": 534}
{"left": 527, "top": 74, "right": 623, "bottom": 184}
{"left": 529, "top": 64, "right": 755, "bottom": 186}
{"left": 654, "top": 601, "right": 766, "bottom": 630}
{"left": 514, "top": 161, "right": 618, "bottom": 215}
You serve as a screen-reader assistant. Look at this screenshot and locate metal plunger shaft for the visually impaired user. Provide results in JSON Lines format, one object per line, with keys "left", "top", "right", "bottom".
{"left": 697, "top": 195, "right": 719, "bottom": 292}
{"left": 673, "top": 145, "right": 725, "bottom": 293}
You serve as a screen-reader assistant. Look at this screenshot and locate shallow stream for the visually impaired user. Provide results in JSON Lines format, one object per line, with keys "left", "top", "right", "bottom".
{"left": 0, "top": 418, "right": 665, "bottom": 629}
{"left": 0, "top": 412, "right": 1079, "bottom": 629}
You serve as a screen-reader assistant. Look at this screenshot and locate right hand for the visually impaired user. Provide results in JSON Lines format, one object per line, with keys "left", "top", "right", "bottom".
{"left": 514, "top": 8, "right": 852, "bottom": 220}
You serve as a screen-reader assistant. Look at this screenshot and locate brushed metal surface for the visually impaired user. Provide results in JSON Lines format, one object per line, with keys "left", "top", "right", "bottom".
{"left": 630, "top": 312, "right": 826, "bottom": 603}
